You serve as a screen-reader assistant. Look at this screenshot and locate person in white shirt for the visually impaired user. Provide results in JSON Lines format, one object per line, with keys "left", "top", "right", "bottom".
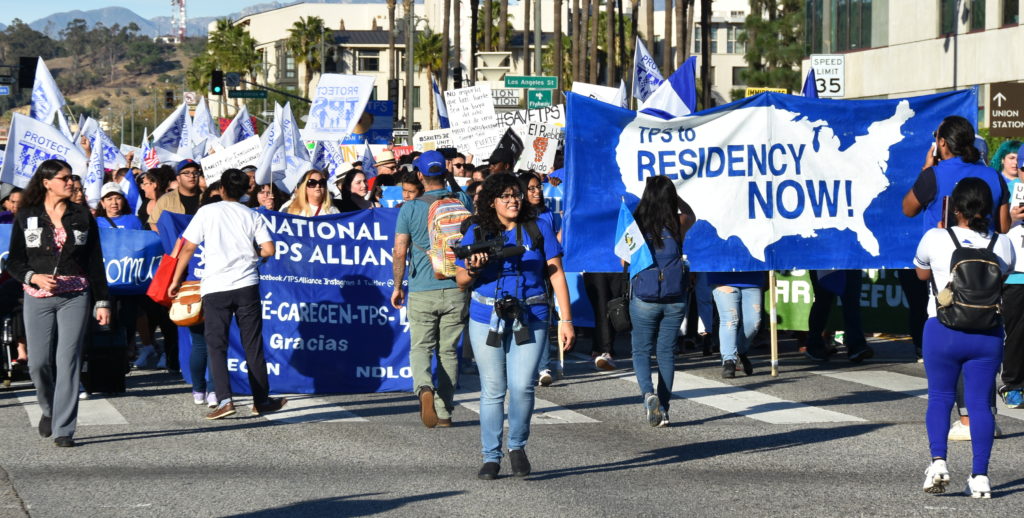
{"left": 280, "top": 169, "right": 340, "bottom": 217}
{"left": 914, "top": 177, "right": 1014, "bottom": 498}
{"left": 168, "top": 169, "right": 287, "bottom": 420}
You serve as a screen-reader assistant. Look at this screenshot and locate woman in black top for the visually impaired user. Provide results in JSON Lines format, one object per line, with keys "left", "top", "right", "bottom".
{"left": 6, "top": 159, "right": 111, "bottom": 448}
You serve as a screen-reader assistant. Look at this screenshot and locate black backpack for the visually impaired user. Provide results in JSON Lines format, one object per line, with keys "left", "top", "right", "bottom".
{"left": 932, "top": 228, "right": 1003, "bottom": 331}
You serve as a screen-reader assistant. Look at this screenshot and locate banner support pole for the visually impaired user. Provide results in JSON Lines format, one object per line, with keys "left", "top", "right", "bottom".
{"left": 769, "top": 270, "right": 779, "bottom": 377}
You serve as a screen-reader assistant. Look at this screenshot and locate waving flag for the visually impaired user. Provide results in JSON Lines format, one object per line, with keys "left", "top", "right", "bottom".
{"left": 279, "top": 102, "right": 313, "bottom": 192}
{"left": 433, "top": 76, "right": 450, "bottom": 128}
{"left": 79, "top": 118, "right": 127, "bottom": 170}
{"left": 30, "top": 58, "right": 65, "bottom": 125}
{"left": 84, "top": 125, "right": 105, "bottom": 208}
{"left": 802, "top": 69, "right": 819, "bottom": 99}
{"left": 360, "top": 141, "right": 377, "bottom": 179}
{"left": 639, "top": 56, "right": 698, "bottom": 119}
{"left": 56, "top": 110, "right": 74, "bottom": 141}
{"left": 177, "top": 107, "right": 194, "bottom": 159}
{"left": 151, "top": 102, "right": 189, "bottom": 153}
{"left": 255, "top": 104, "right": 284, "bottom": 186}
{"left": 141, "top": 128, "right": 159, "bottom": 170}
{"left": 633, "top": 37, "right": 664, "bottom": 102}
{"left": 191, "top": 98, "right": 219, "bottom": 148}
{"left": 120, "top": 166, "right": 143, "bottom": 214}
{"left": 0, "top": 113, "right": 87, "bottom": 188}
{"left": 614, "top": 200, "right": 654, "bottom": 278}
{"left": 220, "top": 105, "right": 256, "bottom": 147}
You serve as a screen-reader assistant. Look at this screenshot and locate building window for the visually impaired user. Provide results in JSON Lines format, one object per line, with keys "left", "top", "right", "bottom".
{"left": 831, "top": 0, "right": 874, "bottom": 50}
{"left": 284, "top": 52, "right": 296, "bottom": 79}
{"left": 732, "top": 67, "right": 747, "bottom": 86}
{"left": 728, "top": 25, "right": 746, "bottom": 54}
{"left": 969, "top": 0, "right": 985, "bottom": 30}
{"left": 413, "top": 86, "right": 421, "bottom": 109}
{"left": 710, "top": 24, "right": 719, "bottom": 53}
{"left": 694, "top": 26, "right": 701, "bottom": 54}
{"left": 940, "top": 0, "right": 957, "bottom": 34}
{"left": 357, "top": 50, "right": 380, "bottom": 72}
{"left": 1005, "top": 0, "right": 1020, "bottom": 25}
{"left": 370, "top": 86, "right": 378, "bottom": 101}
{"left": 709, "top": 66, "right": 715, "bottom": 85}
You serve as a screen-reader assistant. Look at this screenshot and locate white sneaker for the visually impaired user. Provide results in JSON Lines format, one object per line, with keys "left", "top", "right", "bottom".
{"left": 206, "top": 392, "right": 218, "bottom": 408}
{"left": 948, "top": 420, "right": 971, "bottom": 441}
{"left": 964, "top": 475, "right": 991, "bottom": 499}
{"left": 656, "top": 414, "right": 670, "bottom": 428}
{"left": 78, "top": 391, "right": 90, "bottom": 400}
{"left": 922, "top": 459, "right": 950, "bottom": 494}
{"left": 537, "top": 369, "right": 553, "bottom": 387}
{"left": 192, "top": 392, "right": 205, "bottom": 405}
{"left": 594, "top": 353, "right": 616, "bottom": 371}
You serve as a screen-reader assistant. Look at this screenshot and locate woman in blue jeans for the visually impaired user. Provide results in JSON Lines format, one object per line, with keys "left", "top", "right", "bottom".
{"left": 708, "top": 272, "right": 767, "bottom": 378}
{"left": 627, "top": 176, "right": 695, "bottom": 427}
{"left": 455, "top": 173, "right": 575, "bottom": 480}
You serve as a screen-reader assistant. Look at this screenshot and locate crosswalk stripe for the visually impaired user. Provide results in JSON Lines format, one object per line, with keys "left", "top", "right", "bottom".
{"left": 238, "top": 395, "right": 368, "bottom": 423}
{"left": 817, "top": 370, "right": 1024, "bottom": 422}
{"left": 17, "top": 392, "right": 128, "bottom": 427}
{"left": 454, "top": 391, "right": 599, "bottom": 424}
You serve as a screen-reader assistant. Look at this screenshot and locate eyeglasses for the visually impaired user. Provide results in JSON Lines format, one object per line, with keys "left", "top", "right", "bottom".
{"left": 526, "top": 185, "right": 542, "bottom": 192}
{"left": 306, "top": 178, "right": 327, "bottom": 188}
{"left": 498, "top": 192, "right": 524, "bottom": 202}
{"left": 50, "top": 175, "right": 73, "bottom": 183}
{"left": 179, "top": 171, "right": 201, "bottom": 178}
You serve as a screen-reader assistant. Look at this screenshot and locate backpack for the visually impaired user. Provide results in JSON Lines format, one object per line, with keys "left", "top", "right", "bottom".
{"left": 932, "top": 228, "right": 1003, "bottom": 331}
{"left": 631, "top": 232, "right": 687, "bottom": 302}
{"left": 421, "top": 194, "right": 472, "bottom": 280}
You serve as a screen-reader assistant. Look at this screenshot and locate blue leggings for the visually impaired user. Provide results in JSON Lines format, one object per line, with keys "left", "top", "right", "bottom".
{"left": 923, "top": 318, "right": 1002, "bottom": 475}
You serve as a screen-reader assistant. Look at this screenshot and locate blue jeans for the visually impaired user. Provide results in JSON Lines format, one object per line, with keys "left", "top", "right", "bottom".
{"left": 630, "top": 296, "right": 687, "bottom": 413}
{"left": 711, "top": 286, "right": 762, "bottom": 363}
{"left": 694, "top": 273, "right": 715, "bottom": 333}
{"left": 188, "top": 330, "right": 211, "bottom": 393}
{"left": 468, "top": 318, "right": 546, "bottom": 463}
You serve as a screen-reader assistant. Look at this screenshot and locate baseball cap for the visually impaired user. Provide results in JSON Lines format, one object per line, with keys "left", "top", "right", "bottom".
{"left": 414, "top": 150, "right": 447, "bottom": 176}
{"left": 175, "top": 159, "right": 200, "bottom": 174}
{"left": 100, "top": 182, "right": 124, "bottom": 199}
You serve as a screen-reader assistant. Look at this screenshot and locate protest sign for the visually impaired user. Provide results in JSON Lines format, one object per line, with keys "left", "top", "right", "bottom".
{"left": 305, "top": 74, "right": 376, "bottom": 142}
{"left": 1, "top": 113, "right": 88, "bottom": 188}
{"left": 571, "top": 81, "right": 627, "bottom": 108}
{"left": 342, "top": 101, "right": 395, "bottom": 145}
{"left": 770, "top": 269, "right": 909, "bottom": 333}
{"left": 513, "top": 122, "right": 563, "bottom": 174}
{"left": 497, "top": 105, "right": 566, "bottom": 128}
{"left": 562, "top": 90, "right": 978, "bottom": 272}
{"left": 413, "top": 129, "right": 455, "bottom": 151}
{"left": 119, "top": 145, "right": 143, "bottom": 168}
{"left": 444, "top": 85, "right": 502, "bottom": 158}
{"left": 199, "top": 136, "right": 262, "bottom": 184}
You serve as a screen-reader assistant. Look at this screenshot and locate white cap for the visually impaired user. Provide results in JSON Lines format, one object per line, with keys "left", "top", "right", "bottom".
{"left": 100, "top": 182, "right": 124, "bottom": 199}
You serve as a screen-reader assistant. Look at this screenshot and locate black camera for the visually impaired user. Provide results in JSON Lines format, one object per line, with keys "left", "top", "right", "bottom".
{"left": 486, "top": 295, "right": 533, "bottom": 347}
{"left": 452, "top": 240, "right": 526, "bottom": 262}
{"left": 494, "top": 294, "right": 521, "bottom": 321}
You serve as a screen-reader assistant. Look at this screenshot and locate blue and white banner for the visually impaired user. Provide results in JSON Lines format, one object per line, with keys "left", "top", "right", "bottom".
{"left": 341, "top": 100, "right": 394, "bottom": 145}
{"left": 255, "top": 103, "right": 284, "bottom": 186}
{"left": 305, "top": 74, "right": 376, "bottom": 142}
{"left": 639, "top": 56, "right": 697, "bottom": 119}
{"left": 0, "top": 113, "right": 88, "bottom": 188}
{"left": 79, "top": 117, "right": 128, "bottom": 170}
{"left": 220, "top": 105, "right": 257, "bottom": 148}
{"left": 152, "top": 102, "right": 189, "bottom": 154}
{"left": 280, "top": 102, "right": 313, "bottom": 191}
{"left": 562, "top": 90, "right": 978, "bottom": 272}
{"left": 85, "top": 125, "right": 105, "bottom": 207}
{"left": 632, "top": 37, "right": 664, "bottom": 102}
{"left": 157, "top": 209, "right": 412, "bottom": 395}
{"left": 30, "top": 58, "right": 65, "bottom": 125}
{"left": 190, "top": 98, "right": 219, "bottom": 149}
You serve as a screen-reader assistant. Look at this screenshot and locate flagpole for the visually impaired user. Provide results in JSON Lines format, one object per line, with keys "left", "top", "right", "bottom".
{"left": 769, "top": 270, "right": 779, "bottom": 377}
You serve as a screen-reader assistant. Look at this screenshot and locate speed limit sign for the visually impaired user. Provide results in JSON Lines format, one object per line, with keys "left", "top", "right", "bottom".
{"left": 810, "top": 54, "right": 845, "bottom": 98}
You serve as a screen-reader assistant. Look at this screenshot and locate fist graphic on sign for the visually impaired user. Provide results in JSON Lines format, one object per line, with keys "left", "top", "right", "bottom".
{"left": 533, "top": 136, "right": 548, "bottom": 162}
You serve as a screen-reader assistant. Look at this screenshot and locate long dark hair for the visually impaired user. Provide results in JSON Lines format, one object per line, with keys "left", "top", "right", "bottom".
{"left": 476, "top": 173, "right": 527, "bottom": 236}
{"left": 937, "top": 116, "right": 981, "bottom": 164}
{"left": 952, "top": 177, "right": 993, "bottom": 234}
{"left": 247, "top": 183, "right": 289, "bottom": 210}
{"left": 519, "top": 172, "right": 546, "bottom": 220}
{"left": 339, "top": 170, "right": 366, "bottom": 197}
{"left": 634, "top": 175, "right": 682, "bottom": 249}
{"left": 140, "top": 170, "right": 168, "bottom": 199}
{"left": 21, "top": 159, "right": 72, "bottom": 209}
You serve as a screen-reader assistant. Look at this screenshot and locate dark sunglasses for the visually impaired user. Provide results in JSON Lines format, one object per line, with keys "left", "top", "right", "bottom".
{"left": 453, "top": 163, "right": 465, "bottom": 168}
{"left": 306, "top": 178, "right": 327, "bottom": 188}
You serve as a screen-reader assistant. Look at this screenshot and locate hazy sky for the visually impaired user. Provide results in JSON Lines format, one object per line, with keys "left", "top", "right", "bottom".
{"left": 2, "top": 1, "right": 273, "bottom": 25}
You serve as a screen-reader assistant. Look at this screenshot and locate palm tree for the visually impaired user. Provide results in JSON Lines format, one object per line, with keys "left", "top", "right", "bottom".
{"left": 588, "top": 0, "right": 599, "bottom": 83}
{"left": 414, "top": 28, "right": 445, "bottom": 128}
{"left": 476, "top": 2, "right": 513, "bottom": 54}
{"left": 202, "top": 18, "right": 261, "bottom": 116}
{"left": 441, "top": 0, "right": 451, "bottom": 88}
{"left": 605, "top": 0, "right": 615, "bottom": 85}
{"left": 286, "top": 16, "right": 326, "bottom": 99}
{"left": 627, "top": 0, "right": 639, "bottom": 93}
{"left": 579, "top": 0, "right": 590, "bottom": 82}
{"left": 387, "top": 0, "right": 397, "bottom": 80}
{"left": 675, "top": 0, "right": 688, "bottom": 67}
{"left": 663, "top": 0, "right": 672, "bottom": 75}
{"left": 453, "top": 0, "right": 461, "bottom": 84}
{"left": 554, "top": 0, "right": 563, "bottom": 99}
{"left": 499, "top": 0, "right": 509, "bottom": 51}
{"left": 484, "top": 0, "right": 493, "bottom": 51}
{"left": 644, "top": 0, "right": 654, "bottom": 62}
{"left": 523, "top": 0, "right": 531, "bottom": 74}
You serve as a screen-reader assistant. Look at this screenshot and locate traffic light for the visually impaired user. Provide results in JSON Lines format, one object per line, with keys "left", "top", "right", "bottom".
{"left": 453, "top": 67, "right": 463, "bottom": 89}
{"left": 18, "top": 56, "right": 36, "bottom": 88}
{"left": 388, "top": 79, "right": 399, "bottom": 102}
{"left": 164, "top": 90, "right": 175, "bottom": 109}
{"left": 210, "top": 70, "right": 224, "bottom": 95}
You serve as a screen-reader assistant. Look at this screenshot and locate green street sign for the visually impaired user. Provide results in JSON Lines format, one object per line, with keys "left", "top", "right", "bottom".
{"left": 504, "top": 75, "right": 558, "bottom": 89}
{"left": 527, "top": 89, "right": 552, "bottom": 109}
{"left": 228, "top": 89, "right": 268, "bottom": 99}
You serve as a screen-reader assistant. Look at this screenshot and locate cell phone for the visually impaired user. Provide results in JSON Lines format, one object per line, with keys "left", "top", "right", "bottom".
{"left": 941, "top": 195, "right": 951, "bottom": 229}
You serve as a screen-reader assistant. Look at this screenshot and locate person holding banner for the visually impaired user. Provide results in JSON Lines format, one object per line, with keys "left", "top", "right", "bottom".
{"left": 334, "top": 169, "right": 379, "bottom": 212}
{"left": 167, "top": 169, "right": 286, "bottom": 420}
{"left": 455, "top": 173, "right": 575, "bottom": 480}
{"left": 6, "top": 159, "right": 112, "bottom": 447}
{"left": 281, "top": 170, "right": 340, "bottom": 217}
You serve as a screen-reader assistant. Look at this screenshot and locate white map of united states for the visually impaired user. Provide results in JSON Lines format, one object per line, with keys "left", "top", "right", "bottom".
{"left": 615, "top": 101, "right": 915, "bottom": 261}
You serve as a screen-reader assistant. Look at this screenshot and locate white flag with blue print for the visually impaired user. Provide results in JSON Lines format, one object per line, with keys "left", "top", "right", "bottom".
{"left": 0, "top": 114, "right": 87, "bottom": 188}
{"left": 632, "top": 37, "right": 664, "bottom": 102}
{"left": 191, "top": 98, "right": 219, "bottom": 148}
{"left": 84, "top": 124, "right": 105, "bottom": 208}
{"left": 280, "top": 102, "right": 313, "bottom": 192}
{"left": 220, "top": 105, "right": 256, "bottom": 147}
{"left": 433, "top": 76, "right": 450, "bottom": 128}
{"left": 151, "top": 102, "right": 189, "bottom": 153}
{"left": 614, "top": 201, "right": 654, "bottom": 278}
{"left": 639, "top": 56, "right": 698, "bottom": 119}
{"left": 30, "top": 58, "right": 65, "bottom": 125}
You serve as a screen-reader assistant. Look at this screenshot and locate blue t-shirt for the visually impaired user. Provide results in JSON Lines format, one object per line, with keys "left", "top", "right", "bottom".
{"left": 912, "top": 158, "right": 1008, "bottom": 232}
{"left": 97, "top": 214, "right": 145, "bottom": 230}
{"left": 395, "top": 188, "right": 473, "bottom": 293}
{"left": 455, "top": 219, "right": 563, "bottom": 324}
{"left": 537, "top": 207, "right": 561, "bottom": 235}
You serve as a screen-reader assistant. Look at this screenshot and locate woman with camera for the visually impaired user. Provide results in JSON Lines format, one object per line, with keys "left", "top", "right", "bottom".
{"left": 628, "top": 176, "right": 695, "bottom": 428}
{"left": 455, "top": 173, "right": 575, "bottom": 480}
{"left": 6, "top": 159, "right": 111, "bottom": 447}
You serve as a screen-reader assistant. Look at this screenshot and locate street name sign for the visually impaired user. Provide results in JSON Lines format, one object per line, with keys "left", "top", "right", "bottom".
{"left": 229, "top": 89, "right": 268, "bottom": 99}
{"left": 505, "top": 76, "right": 559, "bottom": 89}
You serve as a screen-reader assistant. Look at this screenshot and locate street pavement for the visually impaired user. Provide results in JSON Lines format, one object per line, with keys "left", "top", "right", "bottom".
{"left": 2, "top": 335, "right": 1023, "bottom": 517}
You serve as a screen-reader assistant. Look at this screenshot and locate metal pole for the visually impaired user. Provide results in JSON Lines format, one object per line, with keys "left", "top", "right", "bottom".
{"left": 321, "top": 25, "right": 326, "bottom": 75}
{"left": 953, "top": 0, "right": 960, "bottom": 89}
{"left": 769, "top": 270, "right": 779, "bottom": 377}
{"left": 533, "top": 0, "right": 542, "bottom": 75}
{"left": 406, "top": 3, "right": 415, "bottom": 143}
{"left": 130, "top": 97, "right": 135, "bottom": 145}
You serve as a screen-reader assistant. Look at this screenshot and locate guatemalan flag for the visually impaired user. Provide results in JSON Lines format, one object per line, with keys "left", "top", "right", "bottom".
{"left": 802, "top": 69, "right": 819, "bottom": 99}
{"left": 613, "top": 200, "right": 654, "bottom": 278}
{"left": 632, "top": 37, "right": 664, "bottom": 102}
{"left": 360, "top": 141, "right": 377, "bottom": 178}
{"left": 638, "top": 56, "right": 698, "bottom": 119}
{"left": 433, "top": 76, "right": 450, "bottom": 129}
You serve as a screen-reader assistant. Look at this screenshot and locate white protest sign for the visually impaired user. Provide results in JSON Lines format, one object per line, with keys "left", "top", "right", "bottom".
{"left": 444, "top": 85, "right": 502, "bottom": 158}
{"left": 513, "top": 123, "right": 563, "bottom": 174}
{"left": 413, "top": 129, "right": 455, "bottom": 151}
{"left": 120, "top": 145, "right": 143, "bottom": 168}
{"left": 1, "top": 113, "right": 87, "bottom": 188}
{"left": 199, "top": 136, "right": 262, "bottom": 184}
{"left": 496, "top": 105, "right": 566, "bottom": 128}
{"left": 1012, "top": 182, "right": 1024, "bottom": 206}
{"left": 304, "top": 74, "right": 376, "bottom": 141}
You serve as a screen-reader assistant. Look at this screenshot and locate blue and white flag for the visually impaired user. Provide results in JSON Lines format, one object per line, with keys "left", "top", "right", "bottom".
{"left": 802, "top": 69, "right": 819, "bottom": 99}
{"left": 79, "top": 118, "right": 127, "bottom": 170}
{"left": 613, "top": 200, "right": 654, "bottom": 277}
{"left": 255, "top": 103, "right": 284, "bottom": 186}
{"left": 84, "top": 124, "right": 105, "bottom": 208}
{"left": 30, "top": 58, "right": 65, "bottom": 125}
{"left": 305, "top": 74, "right": 376, "bottom": 141}
{"left": 177, "top": 107, "right": 194, "bottom": 159}
{"left": 151, "top": 102, "right": 189, "bottom": 153}
{"left": 119, "top": 165, "right": 143, "bottom": 215}
{"left": 0, "top": 113, "right": 87, "bottom": 188}
{"left": 562, "top": 89, "right": 978, "bottom": 272}
{"left": 280, "top": 102, "right": 313, "bottom": 192}
{"left": 361, "top": 141, "right": 377, "bottom": 179}
{"left": 313, "top": 141, "right": 346, "bottom": 180}
{"left": 191, "top": 98, "right": 219, "bottom": 148}
{"left": 632, "top": 36, "right": 664, "bottom": 102}
{"left": 639, "top": 56, "right": 698, "bottom": 119}
{"left": 220, "top": 105, "right": 256, "bottom": 147}
{"left": 56, "top": 110, "right": 74, "bottom": 141}
{"left": 433, "top": 76, "right": 450, "bottom": 129}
